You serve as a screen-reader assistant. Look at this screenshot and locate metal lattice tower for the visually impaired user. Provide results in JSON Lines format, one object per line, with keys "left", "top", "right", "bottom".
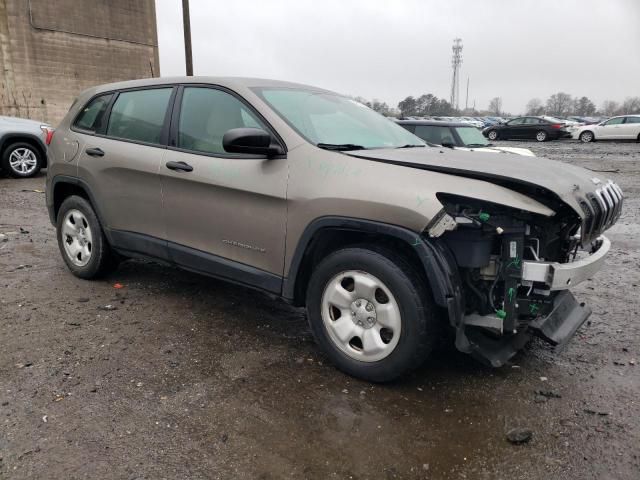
{"left": 449, "top": 38, "right": 463, "bottom": 110}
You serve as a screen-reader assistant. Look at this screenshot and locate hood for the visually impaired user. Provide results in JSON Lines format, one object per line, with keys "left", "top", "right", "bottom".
{"left": 0, "top": 115, "right": 48, "bottom": 127}
{"left": 345, "top": 147, "right": 622, "bottom": 238}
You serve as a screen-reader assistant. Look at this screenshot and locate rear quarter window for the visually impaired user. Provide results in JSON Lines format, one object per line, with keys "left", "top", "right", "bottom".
{"left": 73, "top": 94, "right": 113, "bottom": 132}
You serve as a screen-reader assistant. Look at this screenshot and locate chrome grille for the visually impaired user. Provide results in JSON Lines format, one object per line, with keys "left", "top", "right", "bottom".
{"left": 582, "top": 181, "right": 623, "bottom": 240}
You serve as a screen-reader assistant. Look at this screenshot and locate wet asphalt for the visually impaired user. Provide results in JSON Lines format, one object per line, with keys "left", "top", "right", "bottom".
{"left": 0, "top": 139, "right": 638, "bottom": 479}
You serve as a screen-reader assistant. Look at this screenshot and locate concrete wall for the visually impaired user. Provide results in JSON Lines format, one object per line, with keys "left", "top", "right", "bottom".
{"left": 0, "top": 0, "right": 159, "bottom": 125}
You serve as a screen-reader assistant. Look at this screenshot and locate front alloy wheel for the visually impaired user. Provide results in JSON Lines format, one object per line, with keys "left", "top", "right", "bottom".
{"left": 487, "top": 130, "right": 499, "bottom": 141}
{"left": 580, "top": 131, "right": 594, "bottom": 143}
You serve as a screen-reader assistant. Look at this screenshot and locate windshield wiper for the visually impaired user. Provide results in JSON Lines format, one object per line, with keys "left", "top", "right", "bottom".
{"left": 316, "top": 143, "right": 366, "bottom": 151}
{"left": 396, "top": 144, "right": 427, "bottom": 149}
{"left": 465, "top": 143, "right": 488, "bottom": 148}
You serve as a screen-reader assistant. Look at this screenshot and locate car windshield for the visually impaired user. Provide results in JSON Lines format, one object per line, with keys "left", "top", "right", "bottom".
{"left": 253, "top": 87, "right": 425, "bottom": 150}
{"left": 454, "top": 126, "right": 489, "bottom": 147}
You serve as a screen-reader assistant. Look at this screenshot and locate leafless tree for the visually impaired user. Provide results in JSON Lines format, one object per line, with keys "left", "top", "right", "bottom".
{"left": 488, "top": 97, "right": 502, "bottom": 116}
{"left": 619, "top": 97, "right": 640, "bottom": 114}
{"left": 601, "top": 100, "right": 620, "bottom": 116}
{"left": 525, "top": 98, "right": 545, "bottom": 116}
{"left": 545, "top": 92, "right": 573, "bottom": 117}
{"left": 573, "top": 96, "right": 596, "bottom": 116}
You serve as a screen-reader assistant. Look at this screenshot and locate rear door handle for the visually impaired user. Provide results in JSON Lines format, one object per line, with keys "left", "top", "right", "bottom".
{"left": 85, "top": 147, "right": 104, "bottom": 157}
{"left": 166, "top": 160, "right": 193, "bottom": 172}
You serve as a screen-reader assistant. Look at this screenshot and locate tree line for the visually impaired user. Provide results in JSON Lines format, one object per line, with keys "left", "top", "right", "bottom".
{"left": 526, "top": 94, "right": 640, "bottom": 117}
{"left": 355, "top": 92, "right": 640, "bottom": 118}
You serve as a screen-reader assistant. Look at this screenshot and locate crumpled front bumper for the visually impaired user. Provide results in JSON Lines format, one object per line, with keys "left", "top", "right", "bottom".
{"left": 459, "top": 236, "right": 610, "bottom": 367}
{"left": 521, "top": 236, "right": 610, "bottom": 290}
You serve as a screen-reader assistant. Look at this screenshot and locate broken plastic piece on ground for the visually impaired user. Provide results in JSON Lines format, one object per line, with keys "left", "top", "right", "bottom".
{"left": 113, "top": 283, "right": 124, "bottom": 289}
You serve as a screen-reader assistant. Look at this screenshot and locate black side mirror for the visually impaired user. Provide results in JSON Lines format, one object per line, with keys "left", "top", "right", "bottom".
{"left": 441, "top": 141, "right": 455, "bottom": 149}
{"left": 222, "top": 128, "right": 284, "bottom": 157}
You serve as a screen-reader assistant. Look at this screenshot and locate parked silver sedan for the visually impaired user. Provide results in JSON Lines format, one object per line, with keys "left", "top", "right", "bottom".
{"left": 0, "top": 116, "right": 52, "bottom": 178}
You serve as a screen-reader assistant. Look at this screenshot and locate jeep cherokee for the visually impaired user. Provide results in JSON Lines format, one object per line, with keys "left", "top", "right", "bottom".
{"left": 46, "top": 77, "right": 622, "bottom": 382}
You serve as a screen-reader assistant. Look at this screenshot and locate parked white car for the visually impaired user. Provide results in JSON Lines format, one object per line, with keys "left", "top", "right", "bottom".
{"left": 574, "top": 115, "right": 640, "bottom": 142}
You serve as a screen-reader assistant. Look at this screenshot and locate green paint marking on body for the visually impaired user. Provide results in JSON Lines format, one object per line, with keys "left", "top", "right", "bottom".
{"left": 496, "top": 309, "right": 507, "bottom": 320}
{"left": 508, "top": 287, "right": 515, "bottom": 303}
{"left": 529, "top": 303, "right": 540, "bottom": 315}
{"left": 507, "top": 256, "right": 521, "bottom": 269}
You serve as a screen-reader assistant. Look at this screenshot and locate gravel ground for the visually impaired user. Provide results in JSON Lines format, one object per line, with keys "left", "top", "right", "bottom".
{"left": 1, "top": 139, "right": 638, "bottom": 479}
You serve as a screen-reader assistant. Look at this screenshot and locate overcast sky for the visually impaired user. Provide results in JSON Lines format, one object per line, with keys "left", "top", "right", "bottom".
{"left": 155, "top": 0, "right": 640, "bottom": 114}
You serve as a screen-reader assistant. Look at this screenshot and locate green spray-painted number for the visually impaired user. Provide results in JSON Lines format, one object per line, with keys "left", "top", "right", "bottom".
{"left": 507, "top": 287, "right": 516, "bottom": 303}
{"left": 529, "top": 303, "right": 540, "bottom": 315}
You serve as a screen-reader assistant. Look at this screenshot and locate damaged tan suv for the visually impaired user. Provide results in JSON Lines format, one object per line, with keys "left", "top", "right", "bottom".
{"left": 46, "top": 77, "right": 623, "bottom": 381}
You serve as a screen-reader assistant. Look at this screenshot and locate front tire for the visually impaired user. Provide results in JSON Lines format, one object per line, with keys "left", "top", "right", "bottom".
{"left": 56, "top": 195, "right": 117, "bottom": 279}
{"left": 580, "top": 131, "right": 594, "bottom": 143}
{"left": 487, "top": 130, "right": 499, "bottom": 141}
{"left": 535, "top": 130, "right": 548, "bottom": 142}
{"left": 306, "top": 247, "right": 437, "bottom": 382}
{"left": 1, "top": 142, "right": 42, "bottom": 178}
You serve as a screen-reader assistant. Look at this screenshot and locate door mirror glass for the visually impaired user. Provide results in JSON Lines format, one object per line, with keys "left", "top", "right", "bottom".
{"left": 223, "top": 128, "right": 283, "bottom": 157}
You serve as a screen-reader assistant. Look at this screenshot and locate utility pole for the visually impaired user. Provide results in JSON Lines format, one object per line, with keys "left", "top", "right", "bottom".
{"left": 182, "top": 0, "right": 193, "bottom": 76}
{"left": 449, "top": 38, "right": 463, "bottom": 111}
{"left": 465, "top": 76, "right": 469, "bottom": 111}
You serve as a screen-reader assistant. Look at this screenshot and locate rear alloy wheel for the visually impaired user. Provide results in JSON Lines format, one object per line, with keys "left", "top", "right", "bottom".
{"left": 580, "top": 131, "right": 594, "bottom": 143}
{"left": 487, "top": 130, "right": 499, "bottom": 141}
{"left": 1, "top": 143, "right": 42, "bottom": 178}
{"left": 535, "top": 130, "right": 548, "bottom": 142}
{"left": 306, "top": 247, "right": 437, "bottom": 382}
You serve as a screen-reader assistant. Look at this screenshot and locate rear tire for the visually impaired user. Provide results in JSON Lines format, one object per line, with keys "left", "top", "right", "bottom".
{"left": 56, "top": 195, "right": 118, "bottom": 279}
{"left": 487, "top": 130, "right": 499, "bottom": 141}
{"left": 1, "top": 142, "right": 42, "bottom": 178}
{"left": 535, "top": 130, "right": 547, "bottom": 142}
{"left": 580, "top": 131, "right": 594, "bottom": 143}
{"left": 306, "top": 246, "right": 437, "bottom": 382}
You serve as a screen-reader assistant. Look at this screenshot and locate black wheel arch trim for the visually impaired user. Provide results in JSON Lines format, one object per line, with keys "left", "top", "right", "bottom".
{"left": 282, "top": 216, "right": 462, "bottom": 315}
{"left": 0, "top": 132, "right": 47, "bottom": 167}
{"left": 48, "top": 175, "right": 112, "bottom": 242}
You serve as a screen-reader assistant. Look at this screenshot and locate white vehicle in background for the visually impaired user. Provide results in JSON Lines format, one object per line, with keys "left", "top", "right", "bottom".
{"left": 574, "top": 115, "right": 640, "bottom": 142}
{"left": 459, "top": 117, "right": 485, "bottom": 128}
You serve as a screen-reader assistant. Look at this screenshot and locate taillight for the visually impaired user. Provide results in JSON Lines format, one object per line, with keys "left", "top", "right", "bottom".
{"left": 40, "top": 125, "right": 55, "bottom": 145}
{"left": 550, "top": 124, "right": 563, "bottom": 129}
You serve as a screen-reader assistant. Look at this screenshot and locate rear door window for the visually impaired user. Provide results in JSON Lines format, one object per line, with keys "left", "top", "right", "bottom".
{"left": 414, "top": 125, "right": 454, "bottom": 145}
{"left": 74, "top": 94, "right": 113, "bottom": 132}
{"left": 624, "top": 116, "right": 640, "bottom": 124}
{"left": 107, "top": 88, "right": 172, "bottom": 144}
